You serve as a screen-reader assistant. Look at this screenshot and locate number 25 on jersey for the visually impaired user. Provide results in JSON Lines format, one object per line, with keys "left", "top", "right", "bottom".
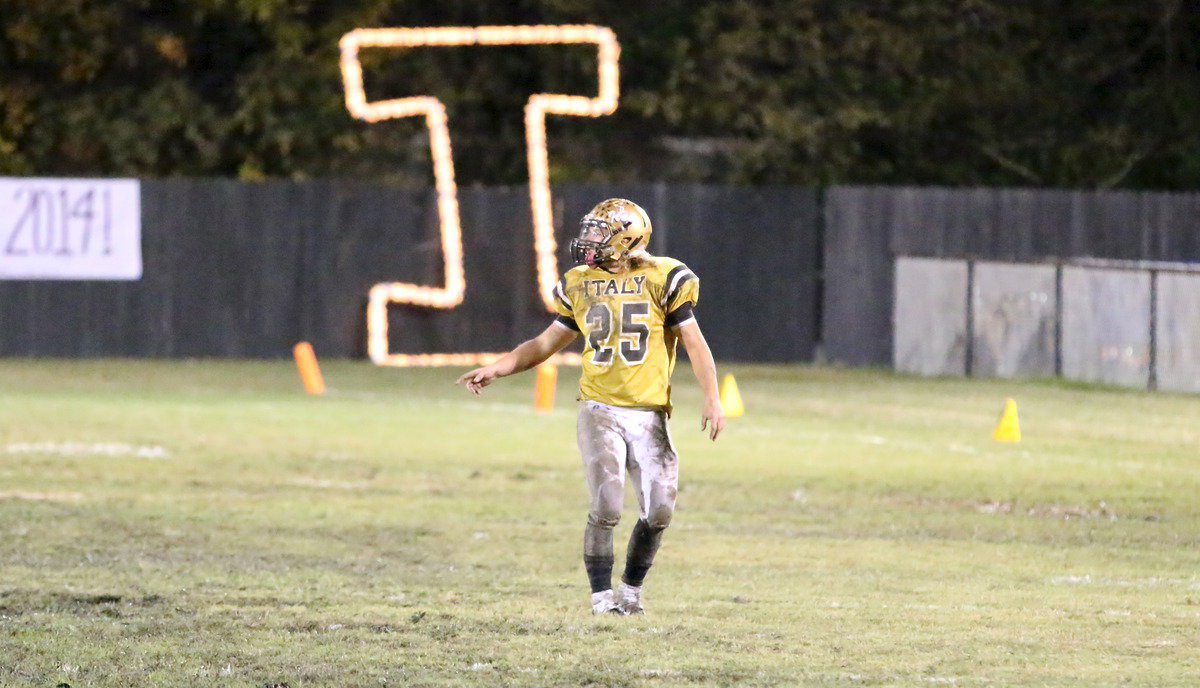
{"left": 585, "top": 301, "right": 650, "bottom": 365}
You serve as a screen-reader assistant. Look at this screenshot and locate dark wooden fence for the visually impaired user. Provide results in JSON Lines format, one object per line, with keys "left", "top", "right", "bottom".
{"left": 2, "top": 181, "right": 1198, "bottom": 363}
{"left": 0, "top": 181, "right": 821, "bottom": 362}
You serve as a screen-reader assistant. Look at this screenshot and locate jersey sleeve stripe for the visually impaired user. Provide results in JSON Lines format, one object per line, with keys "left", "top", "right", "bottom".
{"left": 554, "top": 280, "right": 572, "bottom": 312}
{"left": 664, "top": 271, "right": 697, "bottom": 308}
{"left": 661, "top": 265, "right": 693, "bottom": 305}
{"left": 552, "top": 314, "right": 580, "bottom": 332}
{"left": 665, "top": 302, "right": 695, "bottom": 328}
{"left": 662, "top": 265, "right": 688, "bottom": 297}
{"left": 670, "top": 315, "right": 696, "bottom": 329}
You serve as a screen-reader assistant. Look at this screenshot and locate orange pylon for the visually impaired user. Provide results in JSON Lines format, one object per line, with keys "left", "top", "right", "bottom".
{"left": 293, "top": 341, "right": 326, "bottom": 395}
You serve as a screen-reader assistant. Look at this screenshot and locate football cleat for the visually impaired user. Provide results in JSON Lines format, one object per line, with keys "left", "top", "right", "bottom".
{"left": 570, "top": 198, "right": 653, "bottom": 269}
{"left": 590, "top": 589, "right": 621, "bottom": 614}
{"left": 616, "top": 582, "right": 644, "bottom": 615}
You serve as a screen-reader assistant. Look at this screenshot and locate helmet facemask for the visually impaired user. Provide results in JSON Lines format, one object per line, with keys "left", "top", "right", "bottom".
{"left": 570, "top": 217, "right": 621, "bottom": 268}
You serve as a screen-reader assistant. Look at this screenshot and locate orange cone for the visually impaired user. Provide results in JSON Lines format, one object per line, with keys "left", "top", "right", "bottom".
{"left": 534, "top": 363, "right": 557, "bottom": 413}
{"left": 293, "top": 341, "right": 326, "bottom": 395}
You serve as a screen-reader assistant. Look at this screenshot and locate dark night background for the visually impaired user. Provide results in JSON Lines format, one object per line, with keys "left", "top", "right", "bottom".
{"left": 3, "top": 0, "right": 1199, "bottom": 189}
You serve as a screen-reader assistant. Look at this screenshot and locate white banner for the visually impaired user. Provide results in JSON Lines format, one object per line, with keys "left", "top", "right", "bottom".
{"left": 0, "top": 177, "right": 142, "bottom": 280}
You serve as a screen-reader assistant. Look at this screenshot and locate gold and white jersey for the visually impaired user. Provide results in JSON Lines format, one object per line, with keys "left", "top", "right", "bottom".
{"left": 551, "top": 256, "right": 699, "bottom": 411}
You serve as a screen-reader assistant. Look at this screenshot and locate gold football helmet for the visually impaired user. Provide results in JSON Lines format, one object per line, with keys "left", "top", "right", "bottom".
{"left": 570, "top": 198, "right": 653, "bottom": 268}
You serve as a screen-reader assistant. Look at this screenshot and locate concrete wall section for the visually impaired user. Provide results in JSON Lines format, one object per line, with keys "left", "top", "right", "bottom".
{"left": 823, "top": 186, "right": 1200, "bottom": 367}
{"left": 893, "top": 257, "right": 968, "bottom": 376}
{"left": 1061, "top": 267, "right": 1151, "bottom": 387}
{"left": 971, "top": 262, "right": 1057, "bottom": 378}
{"left": 1155, "top": 272, "right": 1200, "bottom": 393}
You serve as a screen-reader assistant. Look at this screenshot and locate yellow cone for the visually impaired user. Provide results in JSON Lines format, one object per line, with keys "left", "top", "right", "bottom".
{"left": 720, "top": 373, "right": 744, "bottom": 418}
{"left": 992, "top": 398, "right": 1020, "bottom": 442}
{"left": 533, "top": 363, "right": 558, "bottom": 413}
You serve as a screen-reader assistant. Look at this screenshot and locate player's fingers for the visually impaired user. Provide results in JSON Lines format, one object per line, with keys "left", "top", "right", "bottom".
{"left": 455, "top": 369, "right": 479, "bottom": 385}
{"left": 700, "top": 416, "right": 708, "bottom": 432}
{"left": 711, "top": 417, "right": 726, "bottom": 440}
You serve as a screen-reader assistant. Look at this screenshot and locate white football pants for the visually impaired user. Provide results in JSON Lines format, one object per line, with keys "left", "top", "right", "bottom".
{"left": 576, "top": 400, "right": 679, "bottom": 538}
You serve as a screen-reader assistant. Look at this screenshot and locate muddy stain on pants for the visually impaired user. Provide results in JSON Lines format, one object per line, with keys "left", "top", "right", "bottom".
{"left": 577, "top": 400, "right": 679, "bottom": 558}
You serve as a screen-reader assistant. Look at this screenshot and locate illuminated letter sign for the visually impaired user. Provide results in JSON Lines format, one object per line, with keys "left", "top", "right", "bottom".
{"left": 339, "top": 25, "right": 619, "bottom": 366}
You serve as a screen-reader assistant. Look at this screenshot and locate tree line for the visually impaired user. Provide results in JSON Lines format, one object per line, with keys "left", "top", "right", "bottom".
{"left": 2, "top": 0, "right": 1197, "bottom": 189}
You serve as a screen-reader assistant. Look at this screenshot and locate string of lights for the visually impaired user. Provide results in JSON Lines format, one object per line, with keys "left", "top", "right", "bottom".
{"left": 339, "top": 25, "right": 620, "bottom": 367}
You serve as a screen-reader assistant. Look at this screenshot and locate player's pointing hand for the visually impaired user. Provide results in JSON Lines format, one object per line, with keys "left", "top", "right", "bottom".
{"left": 456, "top": 366, "right": 498, "bottom": 396}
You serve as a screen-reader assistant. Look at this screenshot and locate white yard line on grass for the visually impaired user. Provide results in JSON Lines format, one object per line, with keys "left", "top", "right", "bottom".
{"left": 0, "top": 490, "right": 84, "bottom": 503}
{"left": 3, "top": 441, "right": 168, "bottom": 458}
{"left": 1050, "top": 574, "right": 1200, "bottom": 588}
{"left": 287, "top": 477, "right": 371, "bottom": 490}
{"left": 740, "top": 424, "right": 1200, "bottom": 476}
{"left": 327, "top": 388, "right": 574, "bottom": 417}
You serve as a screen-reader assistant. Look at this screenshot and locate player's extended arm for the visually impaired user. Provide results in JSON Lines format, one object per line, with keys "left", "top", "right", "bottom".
{"left": 455, "top": 322, "right": 578, "bottom": 395}
{"left": 677, "top": 321, "right": 726, "bottom": 440}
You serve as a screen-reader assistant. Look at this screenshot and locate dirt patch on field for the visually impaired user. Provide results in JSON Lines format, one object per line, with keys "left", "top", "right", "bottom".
{"left": 0, "top": 590, "right": 164, "bottom": 617}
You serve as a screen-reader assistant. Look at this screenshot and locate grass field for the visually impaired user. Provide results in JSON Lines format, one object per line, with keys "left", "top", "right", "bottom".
{"left": 1, "top": 359, "right": 1199, "bottom": 687}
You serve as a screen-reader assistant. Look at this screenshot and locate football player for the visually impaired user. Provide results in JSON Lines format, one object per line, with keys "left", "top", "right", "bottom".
{"left": 456, "top": 198, "right": 725, "bottom": 615}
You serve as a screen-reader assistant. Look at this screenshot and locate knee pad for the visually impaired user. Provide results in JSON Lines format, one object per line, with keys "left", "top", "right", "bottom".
{"left": 645, "top": 508, "right": 672, "bottom": 530}
{"left": 588, "top": 510, "right": 621, "bottom": 530}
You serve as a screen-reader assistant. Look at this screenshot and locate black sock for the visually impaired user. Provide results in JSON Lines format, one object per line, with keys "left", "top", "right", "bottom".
{"left": 622, "top": 519, "right": 666, "bottom": 587}
{"left": 584, "top": 555, "right": 614, "bottom": 593}
{"left": 583, "top": 517, "right": 616, "bottom": 593}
